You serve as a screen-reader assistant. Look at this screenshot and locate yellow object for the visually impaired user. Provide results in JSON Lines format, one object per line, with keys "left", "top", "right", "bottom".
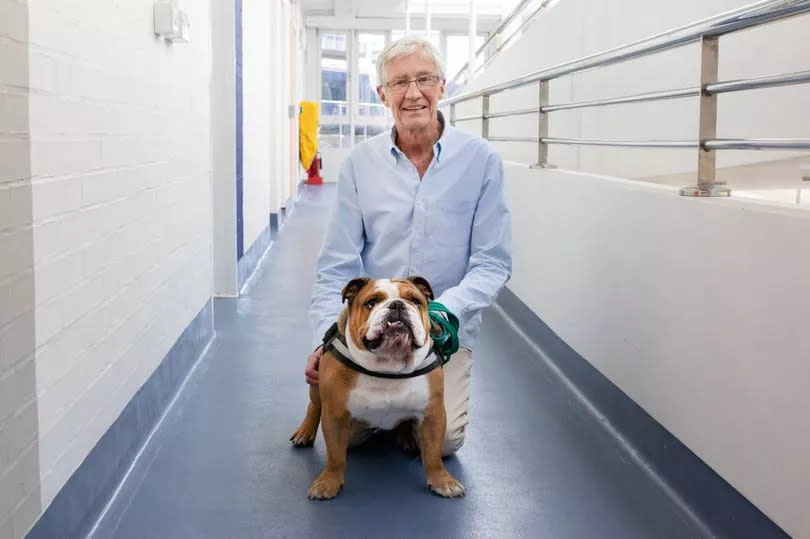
{"left": 299, "top": 101, "right": 319, "bottom": 170}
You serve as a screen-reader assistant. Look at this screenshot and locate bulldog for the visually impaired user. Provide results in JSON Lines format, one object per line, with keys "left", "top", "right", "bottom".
{"left": 290, "top": 276, "right": 465, "bottom": 499}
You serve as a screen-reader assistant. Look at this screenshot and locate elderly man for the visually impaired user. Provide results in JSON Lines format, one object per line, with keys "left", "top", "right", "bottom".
{"left": 306, "top": 37, "right": 512, "bottom": 455}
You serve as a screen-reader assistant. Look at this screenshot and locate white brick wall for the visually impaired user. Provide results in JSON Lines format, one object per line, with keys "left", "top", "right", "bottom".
{"left": 242, "top": 0, "right": 272, "bottom": 253}
{"left": 1, "top": 0, "right": 214, "bottom": 536}
{"left": 1, "top": 0, "right": 41, "bottom": 535}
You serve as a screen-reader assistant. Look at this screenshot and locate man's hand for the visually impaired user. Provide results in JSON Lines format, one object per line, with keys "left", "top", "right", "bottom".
{"left": 430, "top": 320, "right": 442, "bottom": 337}
{"left": 305, "top": 346, "right": 323, "bottom": 386}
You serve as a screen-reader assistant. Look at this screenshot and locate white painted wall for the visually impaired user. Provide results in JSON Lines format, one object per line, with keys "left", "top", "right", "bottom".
{"left": 0, "top": 1, "right": 38, "bottom": 535}
{"left": 270, "top": 0, "right": 300, "bottom": 214}
{"left": 1, "top": 0, "right": 305, "bottom": 535}
{"left": 269, "top": 0, "right": 282, "bottom": 215}
{"left": 445, "top": 2, "right": 810, "bottom": 534}
{"left": 304, "top": 27, "right": 320, "bottom": 103}
{"left": 290, "top": 3, "right": 306, "bottom": 200}
{"left": 504, "top": 162, "right": 810, "bottom": 537}
{"left": 242, "top": 0, "right": 273, "bottom": 251}
{"left": 1, "top": 0, "right": 214, "bottom": 535}
{"left": 319, "top": 146, "right": 350, "bottom": 183}
{"left": 211, "top": 0, "right": 238, "bottom": 296}
{"left": 452, "top": 0, "right": 810, "bottom": 178}
{"left": 280, "top": 0, "right": 293, "bottom": 207}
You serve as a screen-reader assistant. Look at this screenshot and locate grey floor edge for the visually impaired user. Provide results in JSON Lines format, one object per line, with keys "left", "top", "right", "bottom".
{"left": 98, "top": 184, "right": 716, "bottom": 539}
{"left": 495, "top": 287, "right": 788, "bottom": 539}
{"left": 26, "top": 299, "right": 214, "bottom": 539}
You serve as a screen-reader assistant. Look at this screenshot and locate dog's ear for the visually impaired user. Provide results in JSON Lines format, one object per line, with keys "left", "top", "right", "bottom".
{"left": 407, "top": 276, "right": 434, "bottom": 301}
{"left": 342, "top": 278, "right": 370, "bottom": 304}
{"left": 337, "top": 308, "right": 348, "bottom": 334}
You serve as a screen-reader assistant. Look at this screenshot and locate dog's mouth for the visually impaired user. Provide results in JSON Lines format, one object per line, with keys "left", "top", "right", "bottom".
{"left": 364, "top": 314, "right": 416, "bottom": 352}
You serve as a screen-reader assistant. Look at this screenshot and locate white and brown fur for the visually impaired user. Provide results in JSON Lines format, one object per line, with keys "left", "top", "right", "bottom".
{"left": 290, "top": 277, "right": 465, "bottom": 499}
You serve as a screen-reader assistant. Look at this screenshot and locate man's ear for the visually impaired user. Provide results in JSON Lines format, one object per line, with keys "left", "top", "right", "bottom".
{"left": 376, "top": 85, "right": 388, "bottom": 106}
{"left": 407, "top": 276, "right": 434, "bottom": 301}
{"left": 342, "top": 278, "right": 370, "bottom": 304}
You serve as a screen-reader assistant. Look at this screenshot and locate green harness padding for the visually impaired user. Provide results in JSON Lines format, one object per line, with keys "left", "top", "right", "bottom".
{"left": 428, "top": 301, "right": 460, "bottom": 361}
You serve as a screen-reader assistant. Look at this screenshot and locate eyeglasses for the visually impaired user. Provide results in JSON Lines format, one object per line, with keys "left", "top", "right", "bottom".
{"left": 384, "top": 75, "right": 441, "bottom": 93}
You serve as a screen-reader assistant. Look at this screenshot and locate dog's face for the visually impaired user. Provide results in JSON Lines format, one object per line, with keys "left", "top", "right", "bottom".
{"left": 340, "top": 277, "right": 434, "bottom": 373}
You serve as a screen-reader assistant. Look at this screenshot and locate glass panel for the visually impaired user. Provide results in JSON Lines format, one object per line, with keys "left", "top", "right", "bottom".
{"left": 320, "top": 32, "right": 348, "bottom": 117}
{"left": 320, "top": 123, "right": 351, "bottom": 149}
{"left": 354, "top": 123, "right": 388, "bottom": 145}
{"left": 446, "top": 34, "right": 487, "bottom": 81}
{"left": 357, "top": 33, "right": 387, "bottom": 118}
{"left": 391, "top": 30, "right": 440, "bottom": 52}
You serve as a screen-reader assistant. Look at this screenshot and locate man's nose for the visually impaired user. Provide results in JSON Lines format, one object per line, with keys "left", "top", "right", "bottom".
{"left": 404, "top": 80, "right": 422, "bottom": 99}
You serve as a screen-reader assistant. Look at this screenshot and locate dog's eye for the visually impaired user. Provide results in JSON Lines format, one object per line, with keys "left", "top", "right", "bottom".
{"left": 409, "top": 297, "right": 421, "bottom": 306}
{"left": 365, "top": 300, "right": 376, "bottom": 310}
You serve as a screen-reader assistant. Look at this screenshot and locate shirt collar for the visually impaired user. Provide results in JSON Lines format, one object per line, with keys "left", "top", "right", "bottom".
{"left": 389, "top": 110, "right": 449, "bottom": 164}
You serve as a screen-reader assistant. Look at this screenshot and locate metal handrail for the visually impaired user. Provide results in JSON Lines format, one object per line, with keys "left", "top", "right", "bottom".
{"left": 541, "top": 87, "right": 700, "bottom": 113}
{"left": 487, "top": 107, "right": 540, "bottom": 118}
{"left": 443, "top": 0, "right": 810, "bottom": 106}
{"left": 440, "top": 0, "right": 810, "bottom": 197}
{"left": 705, "top": 69, "right": 810, "bottom": 94}
{"left": 543, "top": 138, "right": 698, "bottom": 149}
{"left": 453, "top": 114, "right": 484, "bottom": 122}
{"left": 705, "top": 138, "right": 810, "bottom": 150}
{"left": 487, "top": 137, "right": 810, "bottom": 150}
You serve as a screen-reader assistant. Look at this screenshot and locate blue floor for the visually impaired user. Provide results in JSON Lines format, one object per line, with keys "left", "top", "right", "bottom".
{"left": 95, "top": 184, "right": 707, "bottom": 538}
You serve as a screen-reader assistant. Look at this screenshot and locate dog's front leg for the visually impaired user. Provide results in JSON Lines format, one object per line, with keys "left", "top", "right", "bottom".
{"left": 419, "top": 394, "right": 465, "bottom": 497}
{"left": 307, "top": 403, "right": 350, "bottom": 500}
{"left": 290, "top": 384, "right": 322, "bottom": 447}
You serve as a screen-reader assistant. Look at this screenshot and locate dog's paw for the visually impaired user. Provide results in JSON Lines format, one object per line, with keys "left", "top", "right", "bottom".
{"left": 307, "top": 474, "right": 343, "bottom": 500}
{"left": 289, "top": 424, "right": 317, "bottom": 447}
{"left": 427, "top": 473, "right": 465, "bottom": 498}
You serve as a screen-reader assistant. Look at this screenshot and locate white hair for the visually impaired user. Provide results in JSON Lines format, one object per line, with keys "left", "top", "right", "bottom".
{"left": 376, "top": 36, "right": 445, "bottom": 87}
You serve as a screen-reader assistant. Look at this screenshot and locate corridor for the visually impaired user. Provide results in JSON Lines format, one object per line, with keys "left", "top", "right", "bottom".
{"left": 3, "top": 1, "right": 809, "bottom": 537}
{"left": 91, "top": 185, "right": 706, "bottom": 538}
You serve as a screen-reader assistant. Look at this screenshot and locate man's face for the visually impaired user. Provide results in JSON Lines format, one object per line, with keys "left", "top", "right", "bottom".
{"left": 377, "top": 50, "right": 446, "bottom": 133}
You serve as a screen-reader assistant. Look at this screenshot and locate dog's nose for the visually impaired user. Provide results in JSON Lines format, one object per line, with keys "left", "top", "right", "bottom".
{"left": 388, "top": 300, "right": 406, "bottom": 311}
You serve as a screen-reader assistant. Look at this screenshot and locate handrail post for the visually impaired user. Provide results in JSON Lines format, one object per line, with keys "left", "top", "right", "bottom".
{"left": 531, "top": 80, "right": 552, "bottom": 168}
{"left": 482, "top": 95, "right": 490, "bottom": 139}
{"left": 681, "top": 36, "right": 731, "bottom": 197}
{"left": 450, "top": 103, "right": 456, "bottom": 126}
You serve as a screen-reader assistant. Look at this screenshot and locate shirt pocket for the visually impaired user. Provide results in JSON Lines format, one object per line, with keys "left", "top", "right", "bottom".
{"left": 427, "top": 199, "right": 476, "bottom": 248}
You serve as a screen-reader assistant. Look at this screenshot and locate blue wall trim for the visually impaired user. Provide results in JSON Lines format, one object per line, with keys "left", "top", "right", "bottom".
{"left": 27, "top": 300, "right": 215, "bottom": 539}
{"left": 495, "top": 287, "right": 788, "bottom": 538}
{"left": 237, "top": 215, "right": 277, "bottom": 291}
{"left": 234, "top": 0, "right": 244, "bottom": 260}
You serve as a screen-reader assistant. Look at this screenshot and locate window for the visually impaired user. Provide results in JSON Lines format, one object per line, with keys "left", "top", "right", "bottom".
{"left": 321, "top": 33, "right": 346, "bottom": 52}
{"left": 446, "top": 34, "right": 487, "bottom": 81}
{"left": 320, "top": 32, "right": 348, "bottom": 117}
{"left": 391, "top": 30, "right": 441, "bottom": 52}
{"left": 357, "top": 33, "right": 387, "bottom": 117}
{"left": 319, "top": 123, "right": 351, "bottom": 149}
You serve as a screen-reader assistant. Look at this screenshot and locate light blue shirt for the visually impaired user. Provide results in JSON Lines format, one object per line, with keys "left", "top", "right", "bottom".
{"left": 310, "top": 113, "right": 512, "bottom": 350}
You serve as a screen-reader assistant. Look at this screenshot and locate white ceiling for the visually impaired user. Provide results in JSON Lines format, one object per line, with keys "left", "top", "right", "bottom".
{"left": 300, "top": 0, "right": 518, "bottom": 24}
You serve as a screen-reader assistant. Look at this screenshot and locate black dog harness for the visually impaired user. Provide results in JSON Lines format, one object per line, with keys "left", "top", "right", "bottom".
{"left": 321, "top": 322, "right": 451, "bottom": 380}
